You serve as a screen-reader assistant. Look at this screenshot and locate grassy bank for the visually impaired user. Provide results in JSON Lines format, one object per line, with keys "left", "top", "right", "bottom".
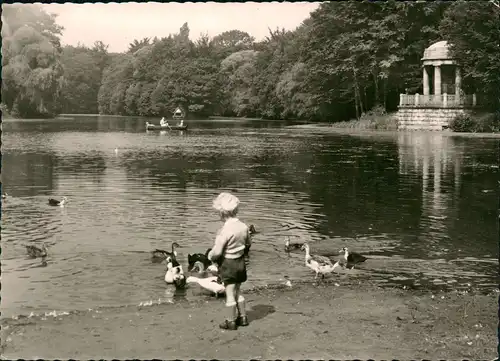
{"left": 328, "top": 107, "right": 398, "bottom": 130}
{"left": 1, "top": 281, "right": 497, "bottom": 359}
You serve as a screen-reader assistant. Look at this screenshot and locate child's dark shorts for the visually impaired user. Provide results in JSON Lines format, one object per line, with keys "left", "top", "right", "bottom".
{"left": 219, "top": 256, "right": 247, "bottom": 286}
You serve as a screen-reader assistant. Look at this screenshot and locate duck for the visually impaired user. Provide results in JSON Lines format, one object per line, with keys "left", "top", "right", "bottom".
{"left": 164, "top": 256, "right": 186, "bottom": 289}
{"left": 2, "top": 192, "right": 8, "bottom": 199}
{"left": 26, "top": 243, "right": 48, "bottom": 259}
{"left": 284, "top": 236, "right": 303, "bottom": 253}
{"left": 249, "top": 224, "right": 257, "bottom": 235}
{"left": 301, "top": 243, "right": 343, "bottom": 280}
{"left": 151, "top": 242, "right": 180, "bottom": 262}
{"left": 48, "top": 196, "right": 68, "bottom": 207}
{"left": 187, "top": 248, "right": 212, "bottom": 272}
{"left": 187, "top": 275, "right": 225, "bottom": 297}
{"left": 339, "top": 247, "right": 368, "bottom": 269}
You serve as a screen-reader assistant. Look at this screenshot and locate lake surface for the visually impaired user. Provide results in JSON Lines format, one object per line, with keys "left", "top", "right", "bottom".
{"left": 1, "top": 115, "right": 498, "bottom": 318}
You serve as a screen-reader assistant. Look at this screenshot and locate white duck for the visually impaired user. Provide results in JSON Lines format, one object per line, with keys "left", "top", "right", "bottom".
{"left": 164, "top": 257, "right": 185, "bottom": 285}
{"left": 301, "top": 243, "right": 343, "bottom": 280}
{"left": 187, "top": 276, "right": 225, "bottom": 297}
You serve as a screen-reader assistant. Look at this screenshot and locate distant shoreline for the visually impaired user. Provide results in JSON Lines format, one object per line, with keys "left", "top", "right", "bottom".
{"left": 288, "top": 123, "right": 500, "bottom": 138}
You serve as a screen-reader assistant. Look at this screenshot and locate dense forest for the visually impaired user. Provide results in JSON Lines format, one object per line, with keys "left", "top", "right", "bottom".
{"left": 2, "top": 1, "right": 499, "bottom": 121}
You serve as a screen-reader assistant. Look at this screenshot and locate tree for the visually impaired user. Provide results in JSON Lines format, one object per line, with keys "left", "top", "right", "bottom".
{"left": 440, "top": 0, "right": 500, "bottom": 114}
{"left": 2, "top": 4, "right": 65, "bottom": 117}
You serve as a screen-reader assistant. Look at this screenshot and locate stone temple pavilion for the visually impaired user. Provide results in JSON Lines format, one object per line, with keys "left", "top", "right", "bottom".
{"left": 397, "top": 40, "right": 477, "bottom": 131}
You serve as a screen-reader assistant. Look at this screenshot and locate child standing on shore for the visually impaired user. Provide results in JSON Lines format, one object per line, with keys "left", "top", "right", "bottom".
{"left": 208, "top": 192, "right": 251, "bottom": 330}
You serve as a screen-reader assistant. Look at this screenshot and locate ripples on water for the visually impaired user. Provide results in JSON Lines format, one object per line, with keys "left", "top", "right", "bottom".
{"left": 1, "top": 116, "right": 498, "bottom": 318}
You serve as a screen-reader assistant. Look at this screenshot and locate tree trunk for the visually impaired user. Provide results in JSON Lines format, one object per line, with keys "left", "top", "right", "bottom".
{"left": 373, "top": 70, "right": 380, "bottom": 106}
{"left": 354, "top": 85, "right": 359, "bottom": 120}
{"left": 363, "top": 86, "right": 367, "bottom": 113}
{"left": 383, "top": 77, "right": 388, "bottom": 111}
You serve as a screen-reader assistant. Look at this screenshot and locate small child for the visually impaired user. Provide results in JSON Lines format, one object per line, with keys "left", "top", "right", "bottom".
{"left": 208, "top": 192, "right": 251, "bottom": 330}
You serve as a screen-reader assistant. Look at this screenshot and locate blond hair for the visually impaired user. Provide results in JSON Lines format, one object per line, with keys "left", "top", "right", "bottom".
{"left": 213, "top": 192, "right": 240, "bottom": 218}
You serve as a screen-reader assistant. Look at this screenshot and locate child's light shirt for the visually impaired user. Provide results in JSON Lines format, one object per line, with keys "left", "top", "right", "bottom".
{"left": 209, "top": 218, "right": 250, "bottom": 260}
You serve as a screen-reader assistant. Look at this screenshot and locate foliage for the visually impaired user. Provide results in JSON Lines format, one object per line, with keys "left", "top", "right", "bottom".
{"left": 449, "top": 112, "right": 499, "bottom": 133}
{"left": 329, "top": 107, "right": 398, "bottom": 130}
{"left": 1, "top": 4, "right": 64, "bottom": 117}
{"left": 59, "top": 42, "right": 110, "bottom": 114}
{"left": 439, "top": 0, "right": 500, "bottom": 114}
{"left": 2, "top": 2, "right": 499, "bottom": 126}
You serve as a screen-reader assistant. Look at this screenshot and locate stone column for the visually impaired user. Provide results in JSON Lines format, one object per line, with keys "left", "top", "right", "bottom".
{"left": 423, "top": 66, "right": 430, "bottom": 96}
{"left": 455, "top": 66, "right": 461, "bottom": 96}
{"left": 434, "top": 65, "right": 442, "bottom": 96}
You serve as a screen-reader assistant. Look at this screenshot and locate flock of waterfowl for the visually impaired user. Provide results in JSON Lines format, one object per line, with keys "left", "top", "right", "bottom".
{"left": 151, "top": 224, "right": 258, "bottom": 295}
{"left": 3, "top": 192, "right": 368, "bottom": 295}
{"left": 2, "top": 194, "right": 67, "bottom": 265}
{"left": 285, "top": 237, "right": 368, "bottom": 280}
{"left": 152, "top": 229, "right": 368, "bottom": 296}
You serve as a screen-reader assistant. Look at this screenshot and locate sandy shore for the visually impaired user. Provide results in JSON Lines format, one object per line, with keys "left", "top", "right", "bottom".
{"left": 1, "top": 280, "right": 497, "bottom": 359}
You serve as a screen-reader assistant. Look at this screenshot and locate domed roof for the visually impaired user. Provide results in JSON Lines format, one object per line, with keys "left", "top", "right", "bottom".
{"left": 422, "top": 40, "right": 452, "bottom": 61}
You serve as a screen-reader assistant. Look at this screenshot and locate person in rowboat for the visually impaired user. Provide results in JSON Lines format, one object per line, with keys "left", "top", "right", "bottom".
{"left": 160, "top": 117, "right": 169, "bottom": 127}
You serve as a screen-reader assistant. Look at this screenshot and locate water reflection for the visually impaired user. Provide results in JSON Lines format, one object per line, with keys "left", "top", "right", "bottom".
{"left": 397, "top": 132, "right": 498, "bottom": 260}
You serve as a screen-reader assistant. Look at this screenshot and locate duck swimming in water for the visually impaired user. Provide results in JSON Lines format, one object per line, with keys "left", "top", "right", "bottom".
{"left": 339, "top": 247, "right": 368, "bottom": 269}
{"left": 187, "top": 248, "right": 213, "bottom": 272}
{"left": 164, "top": 255, "right": 186, "bottom": 289}
{"left": 151, "top": 242, "right": 180, "bottom": 263}
{"left": 26, "top": 243, "right": 48, "bottom": 260}
{"left": 2, "top": 193, "right": 8, "bottom": 199}
{"left": 284, "top": 236, "right": 303, "bottom": 253}
{"left": 301, "top": 243, "right": 342, "bottom": 280}
{"left": 249, "top": 224, "right": 257, "bottom": 235}
{"left": 48, "top": 196, "right": 68, "bottom": 207}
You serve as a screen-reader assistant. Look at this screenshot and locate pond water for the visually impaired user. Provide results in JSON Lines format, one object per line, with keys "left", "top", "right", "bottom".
{"left": 1, "top": 115, "right": 498, "bottom": 318}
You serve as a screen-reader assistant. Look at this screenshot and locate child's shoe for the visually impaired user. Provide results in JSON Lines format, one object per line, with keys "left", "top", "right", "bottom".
{"left": 236, "top": 316, "right": 249, "bottom": 326}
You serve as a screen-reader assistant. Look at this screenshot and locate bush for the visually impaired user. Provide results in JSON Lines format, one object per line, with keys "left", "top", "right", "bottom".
{"left": 330, "top": 107, "right": 398, "bottom": 130}
{"left": 449, "top": 112, "right": 499, "bottom": 133}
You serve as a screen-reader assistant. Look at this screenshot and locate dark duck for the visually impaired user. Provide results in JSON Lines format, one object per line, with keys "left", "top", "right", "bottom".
{"left": 243, "top": 224, "right": 256, "bottom": 256}
{"left": 151, "top": 242, "right": 180, "bottom": 263}
{"left": 187, "top": 248, "right": 213, "bottom": 272}
{"left": 48, "top": 196, "right": 68, "bottom": 207}
{"left": 26, "top": 243, "right": 48, "bottom": 265}
{"left": 284, "top": 236, "right": 304, "bottom": 253}
{"left": 339, "top": 247, "right": 368, "bottom": 269}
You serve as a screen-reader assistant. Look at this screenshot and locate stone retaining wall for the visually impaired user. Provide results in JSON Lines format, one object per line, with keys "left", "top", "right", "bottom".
{"left": 397, "top": 107, "right": 467, "bottom": 131}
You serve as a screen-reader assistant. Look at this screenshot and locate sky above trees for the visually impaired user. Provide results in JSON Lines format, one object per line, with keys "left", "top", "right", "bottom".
{"left": 41, "top": 2, "right": 321, "bottom": 53}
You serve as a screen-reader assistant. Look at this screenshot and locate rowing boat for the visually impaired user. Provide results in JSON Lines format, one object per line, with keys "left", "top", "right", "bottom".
{"left": 146, "top": 123, "right": 188, "bottom": 131}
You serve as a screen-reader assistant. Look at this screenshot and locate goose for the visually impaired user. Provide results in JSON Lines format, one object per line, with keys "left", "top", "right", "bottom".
{"left": 187, "top": 276, "right": 225, "bottom": 297}
{"left": 164, "top": 256, "right": 186, "bottom": 289}
{"left": 301, "top": 243, "right": 342, "bottom": 280}
{"left": 284, "top": 236, "right": 303, "bottom": 253}
{"left": 48, "top": 196, "right": 68, "bottom": 207}
{"left": 339, "top": 247, "right": 367, "bottom": 269}
{"left": 187, "top": 248, "right": 212, "bottom": 272}
{"left": 26, "top": 243, "right": 48, "bottom": 259}
{"left": 151, "top": 242, "right": 180, "bottom": 262}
